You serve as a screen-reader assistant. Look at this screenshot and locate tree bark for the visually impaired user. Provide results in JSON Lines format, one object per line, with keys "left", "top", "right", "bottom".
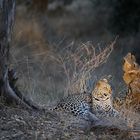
{"left": 0, "top": 0, "right": 42, "bottom": 111}
{"left": 0, "top": 0, "right": 15, "bottom": 101}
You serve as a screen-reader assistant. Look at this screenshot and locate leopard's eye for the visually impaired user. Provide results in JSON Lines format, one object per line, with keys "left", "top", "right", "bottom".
{"left": 104, "top": 93, "right": 107, "bottom": 96}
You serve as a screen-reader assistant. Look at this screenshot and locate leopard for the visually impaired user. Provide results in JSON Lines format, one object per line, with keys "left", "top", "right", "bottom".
{"left": 51, "top": 78, "right": 119, "bottom": 121}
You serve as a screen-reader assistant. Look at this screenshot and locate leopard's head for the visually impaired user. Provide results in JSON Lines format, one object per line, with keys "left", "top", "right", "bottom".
{"left": 92, "top": 79, "right": 112, "bottom": 101}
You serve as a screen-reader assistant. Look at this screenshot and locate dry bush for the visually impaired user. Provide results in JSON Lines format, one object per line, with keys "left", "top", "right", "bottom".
{"left": 123, "top": 53, "right": 140, "bottom": 85}
{"left": 112, "top": 53, "right": 140, "bottom": 136}
{"left": 10, "top": 38, "right": 116, "bottom": 105}
{"left": 114, "top": 53, "right": 140, "bottom": 112}
{"left": 11, "top": 4, "right": 117, "bottom": 104}
{"left": 54, "top": 38, "right": 117, "bottom": 95}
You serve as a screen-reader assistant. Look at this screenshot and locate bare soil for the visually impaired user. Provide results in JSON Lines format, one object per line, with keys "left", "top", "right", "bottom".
{"left": 0, "top": 104, "right": 137, "bottom": 140}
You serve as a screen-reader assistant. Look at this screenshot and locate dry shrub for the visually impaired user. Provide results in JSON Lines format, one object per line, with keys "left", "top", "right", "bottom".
{"left": 113, "top": 52, "right": 140, "bottom": 132}
{"left": 122, "top": 53, "right": 140, "bottom": 112}
{"left": 11, "top": 6, "right": 117, "bottom": 103}
{"left": 55, "top": 38, "right": 117, "bottom": 95}
{"left": 123, "top": 53, "right": 140, "bottom": 85}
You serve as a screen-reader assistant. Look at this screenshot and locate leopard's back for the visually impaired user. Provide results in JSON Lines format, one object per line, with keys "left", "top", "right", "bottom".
{"left": 52, "top": 93, "right": 92, "bottom": 116}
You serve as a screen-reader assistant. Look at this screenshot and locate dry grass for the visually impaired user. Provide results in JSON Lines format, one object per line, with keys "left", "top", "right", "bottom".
{"left": 54, "top": 38, "right": 117, "bottom": 95}
{"left": 10, "top": 27, "right": 117, "bottom": 105}
{"left": 11, "top": 4, "right": 117, "bottom": 104}
{"left": 113, "top": 98, "right": 140, "bottom": 136}
{"left": 10, "top": 38, "right": 116, "bottom": 104}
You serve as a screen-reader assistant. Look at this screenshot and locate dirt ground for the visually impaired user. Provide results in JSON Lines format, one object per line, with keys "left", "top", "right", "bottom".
{"left": 0, "top": 104, "right": 139, "bottom": 140}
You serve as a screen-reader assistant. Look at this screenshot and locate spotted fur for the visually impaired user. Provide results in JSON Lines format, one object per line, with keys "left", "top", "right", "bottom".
{"left": 52, "top": 93, "right": 92, "bottom": 116}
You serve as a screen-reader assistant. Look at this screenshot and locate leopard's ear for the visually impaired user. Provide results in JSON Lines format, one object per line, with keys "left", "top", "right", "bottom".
{"left": 96, "top": 79, "right": 108, "bottom": 88}
{"left": 102, "top": 78, "right": 108, "bottom": 83}
{"left": 96, "top": 81, "right": 101, "bottom": 87}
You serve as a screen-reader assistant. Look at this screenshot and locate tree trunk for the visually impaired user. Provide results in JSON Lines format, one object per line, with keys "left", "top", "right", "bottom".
{"left": 0, "top": 0, "right": 42, "bottom": 111}
{"left": 0, "top": 0, "right": 15, "bottom": 101}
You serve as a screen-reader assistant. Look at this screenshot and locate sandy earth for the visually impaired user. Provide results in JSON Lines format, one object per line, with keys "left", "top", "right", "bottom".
{"left": 0, "top": 104, "right": 137, "bottom": 140}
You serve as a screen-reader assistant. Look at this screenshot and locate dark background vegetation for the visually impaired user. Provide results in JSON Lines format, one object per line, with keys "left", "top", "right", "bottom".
{"left": 12, "top": 0, "right": 140, "bottom": 104}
